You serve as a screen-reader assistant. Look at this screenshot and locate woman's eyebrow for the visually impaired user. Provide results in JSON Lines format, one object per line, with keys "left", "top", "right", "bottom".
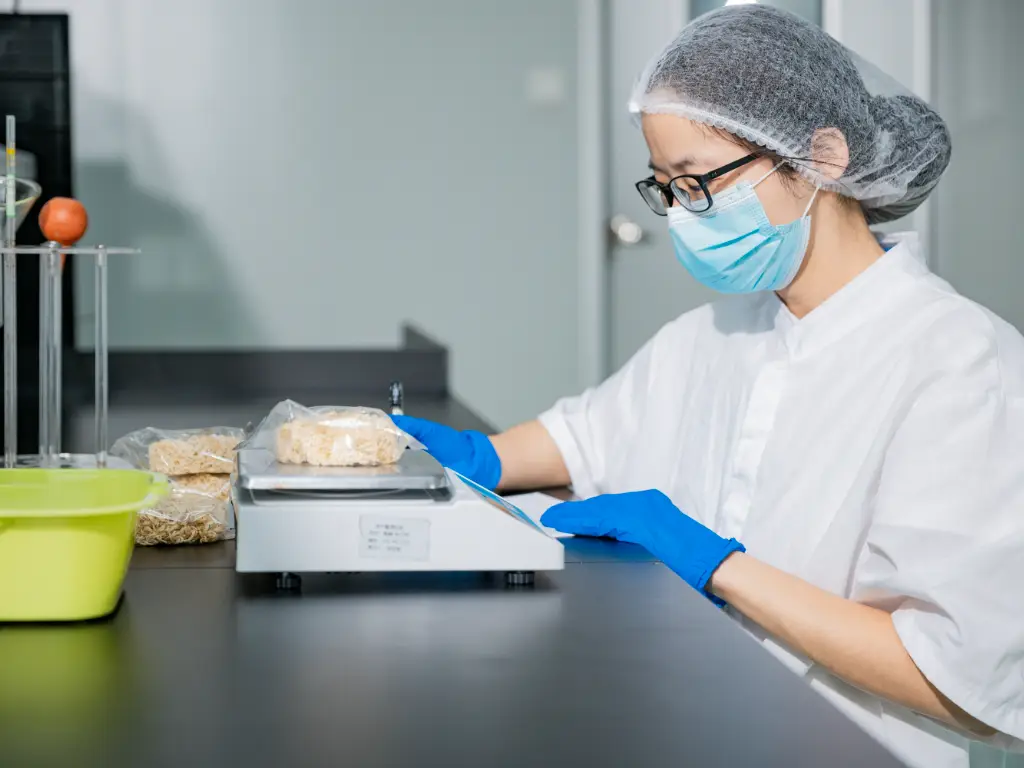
{"left": 648, "top": 155, "right": 698, "bottom": 175}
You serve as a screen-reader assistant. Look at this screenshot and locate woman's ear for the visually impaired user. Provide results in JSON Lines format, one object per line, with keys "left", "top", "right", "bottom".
{"left": 810, "top": 127, "right": 849, "bottom": 181}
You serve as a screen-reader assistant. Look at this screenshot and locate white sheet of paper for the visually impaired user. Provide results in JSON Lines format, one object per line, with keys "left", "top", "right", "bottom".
{"left": 502, "top": 492, "right": 572, "bottom": 538}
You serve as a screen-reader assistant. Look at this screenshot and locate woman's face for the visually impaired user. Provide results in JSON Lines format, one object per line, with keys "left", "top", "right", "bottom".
{"left": 640, "top": 113, "right": 813, "bottom": 226}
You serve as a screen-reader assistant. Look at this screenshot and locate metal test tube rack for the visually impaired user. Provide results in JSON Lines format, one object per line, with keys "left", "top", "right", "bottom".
{"left": 1, "top": 243, "right": 139, "bottom": 468}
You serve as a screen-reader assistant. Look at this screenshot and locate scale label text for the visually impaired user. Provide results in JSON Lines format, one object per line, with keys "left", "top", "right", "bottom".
{"left": 359, "top": 516, "right": 430, "bottom": 561}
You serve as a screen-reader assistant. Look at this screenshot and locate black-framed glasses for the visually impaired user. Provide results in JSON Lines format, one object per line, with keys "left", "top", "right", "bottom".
{"left": 636, "top": 152, "right": 760, "bottom": 215}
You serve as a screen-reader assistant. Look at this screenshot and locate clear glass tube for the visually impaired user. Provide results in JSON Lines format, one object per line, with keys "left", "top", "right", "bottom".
{"left": 48, "top": 244, "right": 61, "bottom": 458}
{"left": 3, "top": 115, "right": 16, "bottom": 466}
{"left": 3, "top": 256, "right": 15, "bottom": 466}
{"left": 95, "top": 246, "right": 108, "bottom": 466}
{"left": 38, "top": 248, "right": 51, "bottom": 456}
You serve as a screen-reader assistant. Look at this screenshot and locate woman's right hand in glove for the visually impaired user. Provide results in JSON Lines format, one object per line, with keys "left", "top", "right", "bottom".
{"left": 391, "top": 415, "right": 502, "bottom": 491}
{"left": 392, "top": 416, "right": 571, "bottom": 493}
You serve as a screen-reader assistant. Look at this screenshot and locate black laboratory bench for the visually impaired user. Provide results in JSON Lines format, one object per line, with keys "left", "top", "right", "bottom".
{"left": 0, "top": 541, "right": 906, "bottom": 768}
{"left": 0, "top": 335, "right": 905, "bottom": 768}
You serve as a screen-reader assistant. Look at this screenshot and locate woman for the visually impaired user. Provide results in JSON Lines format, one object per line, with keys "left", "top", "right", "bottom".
{"left": 394, "top": 6, "right": 1022, "bottom": 767}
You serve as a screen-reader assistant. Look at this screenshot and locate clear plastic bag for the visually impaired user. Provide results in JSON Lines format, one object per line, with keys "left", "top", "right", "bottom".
{"left": 135, "top": 488, "right": 235, "bottom": 546}
{"left": 111, "top": 426, "right": 240, "bottom": 546}
{"left": 247, "top": 400, "right": 420, "bottom": 467}
{"left": 111, "top": 426, "right": 245, "bottom": 475}
{"left": 170, "top": 473, "right": 232, "bottom": 501}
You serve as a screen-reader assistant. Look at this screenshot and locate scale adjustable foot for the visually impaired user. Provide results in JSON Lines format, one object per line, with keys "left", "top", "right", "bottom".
{"left": 276, "top": 572, "right": 302, "bottom": 591}
{"left": 505, "top": 571, "right": 535, "bottom": 587}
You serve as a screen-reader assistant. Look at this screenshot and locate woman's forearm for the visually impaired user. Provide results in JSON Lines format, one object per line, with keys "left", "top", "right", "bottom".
{"left": 709, "top": 553, "right": 994, "bottom": 736}
{"left": 490, "top": 420, "right": 570, "bottom": 492}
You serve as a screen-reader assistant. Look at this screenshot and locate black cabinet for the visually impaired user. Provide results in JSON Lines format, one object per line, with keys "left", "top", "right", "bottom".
{"left": 0, "top": 13, "right": 74, "bottom": 455}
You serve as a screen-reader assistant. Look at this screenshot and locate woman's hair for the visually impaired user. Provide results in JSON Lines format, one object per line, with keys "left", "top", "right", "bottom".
{"left": 630, "top": 5, "right": 952, "bottom": 224}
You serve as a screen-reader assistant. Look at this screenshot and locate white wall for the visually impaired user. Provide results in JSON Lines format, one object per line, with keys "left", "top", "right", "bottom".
{"left": 8, "top": 0, "right": 583, "bottom": 429}
{"left": 691, "top": 0, "right": 820, "bottom": 23}
{"left": 826, "top": 0, "right": 920, "bottom": 91}
{"left": 932, "top": 0, "right": 1024, "bottom": 331}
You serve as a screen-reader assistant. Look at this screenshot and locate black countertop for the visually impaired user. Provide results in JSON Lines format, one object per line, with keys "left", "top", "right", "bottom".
{"left": 0, "top": 538, "right": 905, "bottom": 768}
{"left": 0, "top": 554, "right": 903, "bottom": 768}
{"left": 2, "top": 394, "right": 905, "bottom": 767}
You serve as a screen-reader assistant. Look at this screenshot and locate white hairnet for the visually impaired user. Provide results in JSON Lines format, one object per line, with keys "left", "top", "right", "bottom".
{"left": 628, "top": 5, "right": 951, "bottom": 223}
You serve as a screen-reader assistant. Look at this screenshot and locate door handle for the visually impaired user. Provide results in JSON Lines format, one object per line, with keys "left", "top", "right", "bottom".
{"left": 609, "top": 215, "right": 645, "bottom": 246}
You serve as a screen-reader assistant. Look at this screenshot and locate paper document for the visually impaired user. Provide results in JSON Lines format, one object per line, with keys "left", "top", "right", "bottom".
{"left": 453, "top": 472, "right": 546, "bottom": 534}
{"left": 502, "top": 492, "right": 572, "bottom": 538}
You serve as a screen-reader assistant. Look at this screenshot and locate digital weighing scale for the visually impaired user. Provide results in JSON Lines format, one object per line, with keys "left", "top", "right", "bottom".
{"left": 233, "top": 389, "right": 564, "bottom": 589}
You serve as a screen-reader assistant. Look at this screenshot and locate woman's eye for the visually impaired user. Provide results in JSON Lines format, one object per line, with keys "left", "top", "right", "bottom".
{"left": 674, "top": 178, "right": 702, "bottom": 196}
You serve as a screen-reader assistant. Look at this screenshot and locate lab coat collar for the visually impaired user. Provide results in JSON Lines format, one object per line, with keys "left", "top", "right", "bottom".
{"left": 772, "top": 232, "right": 927, "bottom": 360}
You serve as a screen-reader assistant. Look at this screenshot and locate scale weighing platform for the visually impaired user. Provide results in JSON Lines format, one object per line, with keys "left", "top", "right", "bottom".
{"left": 233, "top": 445, "right": 565, "bottom": 588}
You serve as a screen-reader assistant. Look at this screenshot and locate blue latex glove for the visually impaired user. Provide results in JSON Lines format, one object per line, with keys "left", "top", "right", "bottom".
{"left": 391, "top": 415, "right": 502, "bottom": 491}
{"left": 541, "top": 490, "right": 745, "bottom": 604}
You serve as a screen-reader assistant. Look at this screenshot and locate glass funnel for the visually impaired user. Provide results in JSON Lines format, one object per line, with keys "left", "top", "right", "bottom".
{"left": 0, "top": 177, "right": 42, "bottom": 231}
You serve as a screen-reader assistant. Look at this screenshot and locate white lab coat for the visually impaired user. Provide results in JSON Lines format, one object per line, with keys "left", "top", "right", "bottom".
{"left": 539, "top": 236, "right": 1024, "bottom": 768}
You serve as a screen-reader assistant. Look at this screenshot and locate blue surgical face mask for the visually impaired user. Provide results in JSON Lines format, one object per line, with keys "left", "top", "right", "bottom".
{"left": 666, "top": 166, "right": 819, "bottom": 294}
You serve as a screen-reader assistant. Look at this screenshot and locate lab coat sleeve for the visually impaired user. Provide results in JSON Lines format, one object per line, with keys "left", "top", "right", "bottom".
{"left": 537, "top": 333, "right": 659, "bottom": 499}
{"left": 855, "top": 330, "right": 1024, "bottom": 742}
